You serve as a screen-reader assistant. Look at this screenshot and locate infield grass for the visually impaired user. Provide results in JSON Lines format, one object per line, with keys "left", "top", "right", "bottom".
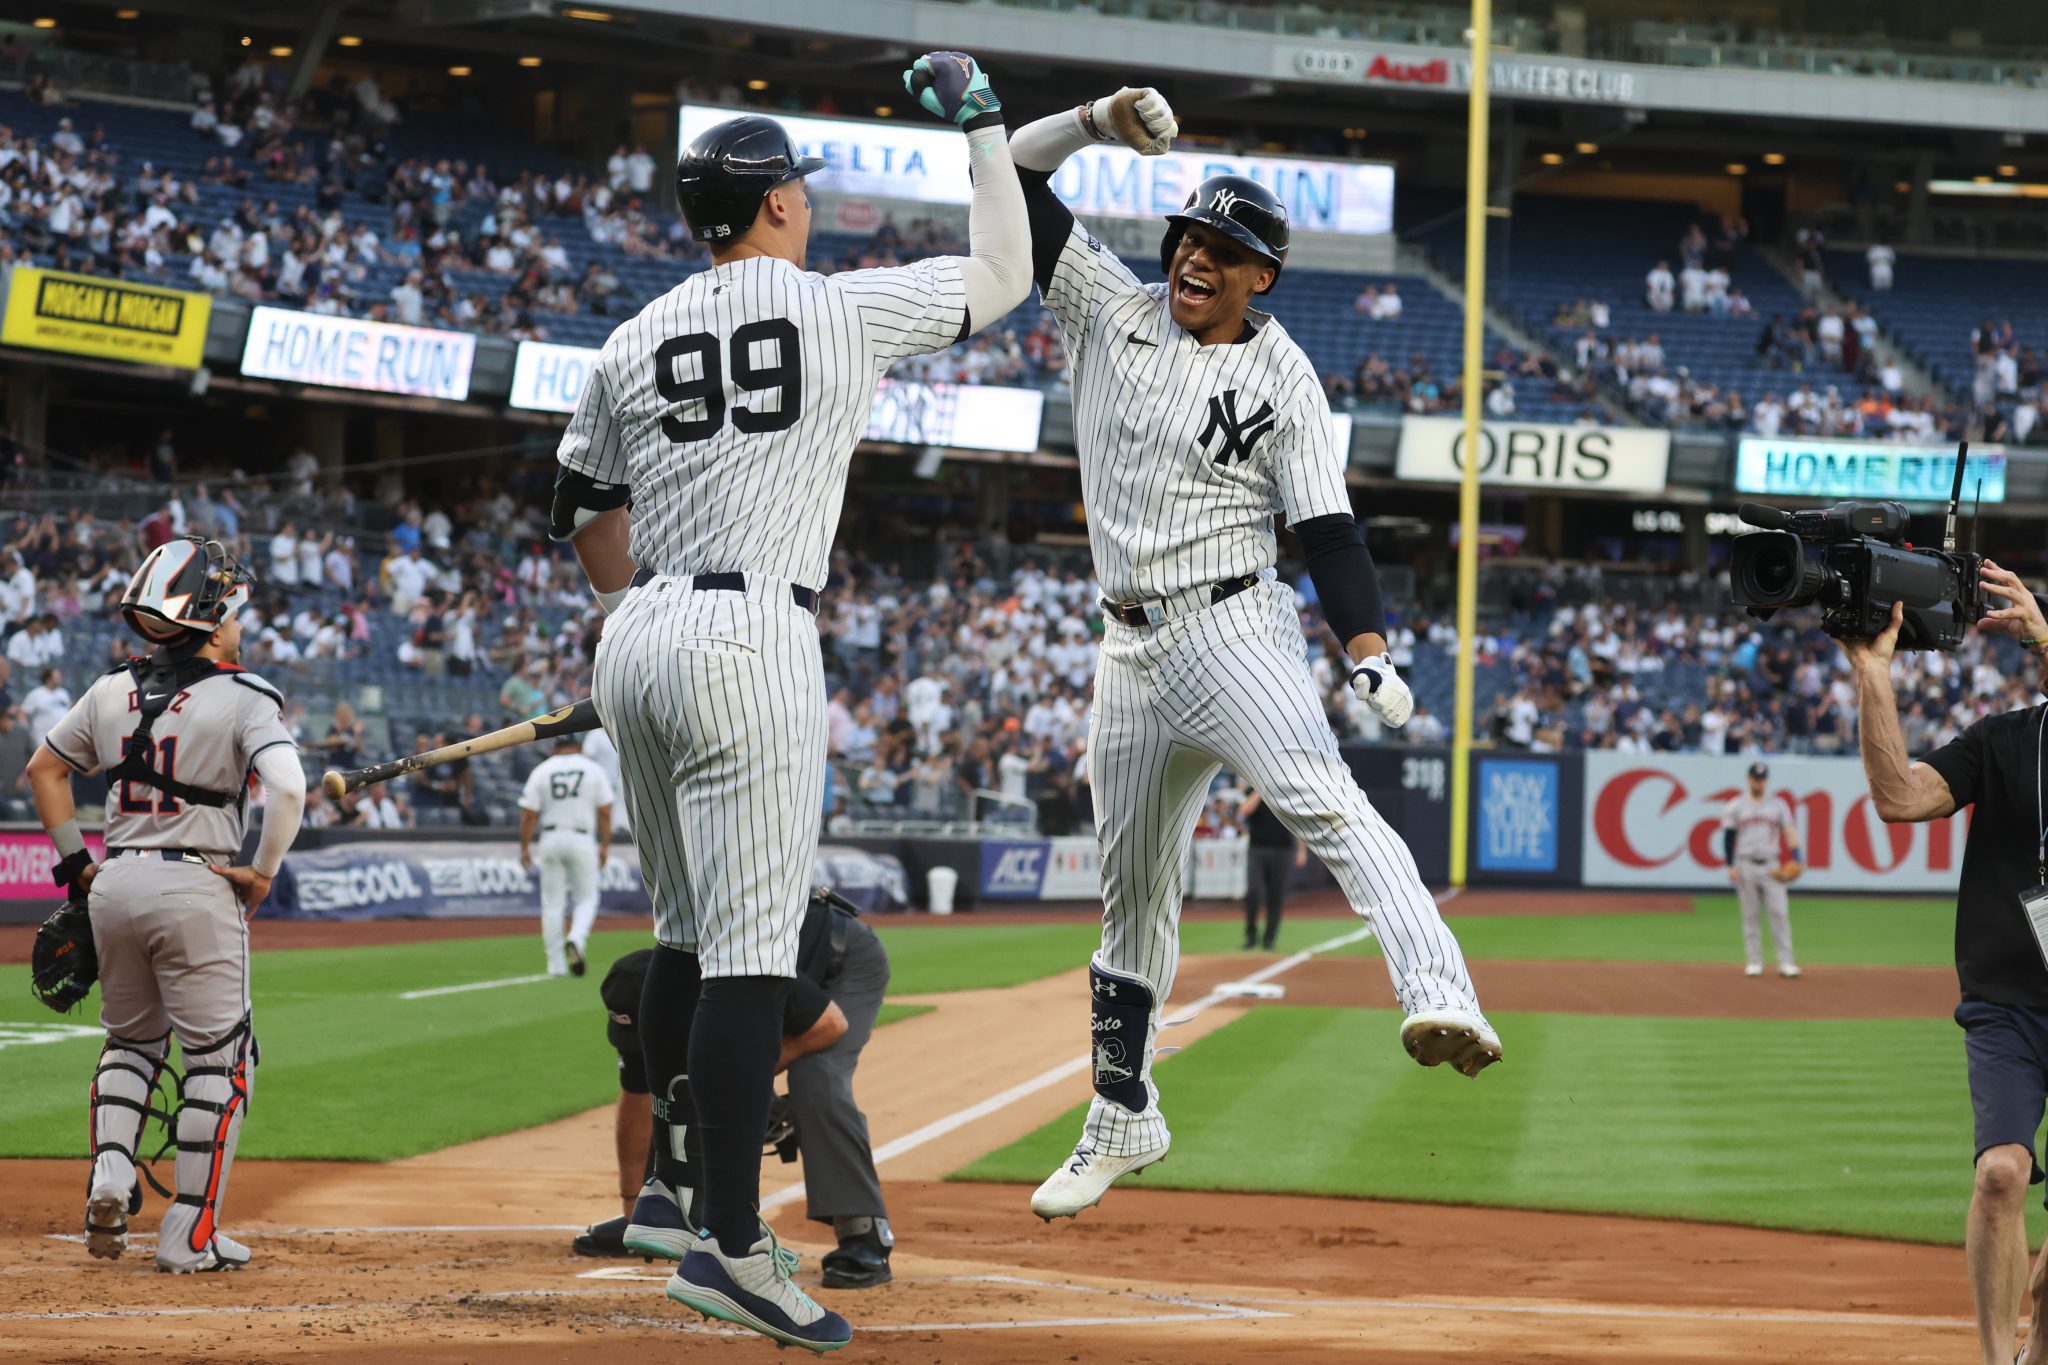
{"left": 960, "top": 1003, "right": 2015, "bottom": 1245}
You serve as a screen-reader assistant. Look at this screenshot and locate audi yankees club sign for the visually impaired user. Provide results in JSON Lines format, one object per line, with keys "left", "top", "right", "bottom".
{"left": 1581, "top": 752, "right": 1965, "bottom": 892}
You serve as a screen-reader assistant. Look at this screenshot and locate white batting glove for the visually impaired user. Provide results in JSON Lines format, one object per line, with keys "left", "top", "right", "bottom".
{"left": 1092, "top": 87, "right": 1177, "bottom": 156}
{"left": 1349, "top": 654, "right": 1413, "bottom": 729}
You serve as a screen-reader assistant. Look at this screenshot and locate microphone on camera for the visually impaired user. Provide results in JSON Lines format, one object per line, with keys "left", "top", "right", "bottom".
{"left": 1737, "top": 503, "right": 1791, "bottom": 531}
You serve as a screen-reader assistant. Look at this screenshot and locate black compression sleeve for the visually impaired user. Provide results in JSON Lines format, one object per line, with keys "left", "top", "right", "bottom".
{"left": 1723, "top": 830, "right": 1736, "bottom": 864}
{"left": 1296, "top": 513, "right": 1388, "bottom": 645}
{"left": 1019, "top": 167, "right": 1075, "bottom": 295}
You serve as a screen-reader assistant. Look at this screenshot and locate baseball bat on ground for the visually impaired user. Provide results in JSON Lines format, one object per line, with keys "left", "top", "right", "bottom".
{"left": 320, "top": 698, "right": 600, "bottom": 800}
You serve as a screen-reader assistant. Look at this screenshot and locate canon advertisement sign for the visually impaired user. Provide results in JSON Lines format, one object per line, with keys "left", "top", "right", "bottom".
{"left": 1582, "top": 752, "right": 1966, "bottom": 892}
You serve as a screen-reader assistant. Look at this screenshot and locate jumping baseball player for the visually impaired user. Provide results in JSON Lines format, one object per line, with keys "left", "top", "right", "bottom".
{"left": 518, "top": 733, "right": 616, "bottom": 978}
{"left": 23, "top": 536, "right": 306, "bottom": 1272}
{"left": 550, "top": 55, "right": 1028, "bottom": 1352}
{"left": 1721, "top": 760, "right": 1803, "bottom": 977}
{"left": 1007, "top": 87, "right": 1502, "bottom": 1221}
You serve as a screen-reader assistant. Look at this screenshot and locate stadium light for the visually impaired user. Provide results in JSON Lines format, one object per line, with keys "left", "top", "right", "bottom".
{"left": 269, "top": 46, "right": 292, "bottom": 57}
{"left": 31, "top": 17, "right": 55, "bottom": 28}
{"left": 562, "top": 7, "right": 614, "bottom": 19}
{"left": 239, "top": 35, "right": 251, "bottom": 45}
{"left": 1998, "top": 163, "right": 2018, "bottom": 176}
{"left": 115, "top": 8, "right": 139, "bottom": 17}
{"left": 1762, "top": 152, "right": 1786, "bottom": 165}
{"left": 518, "top": 56, "right": 543, "bottom": 67}
{"left": 746, "top": 78, "right": 769, "bottom": 91}
{"left": 1725, "top": 162, "right": 1748, "bottom": 175}
{"left": 1574, "top": 141, "right": 1597, "bottom": 155}
{"left": 872, "top": 104, "right": 891, "bottom": 117}
{"left": 337, "top": 35, "right": 363, "bottom": 46}
{"left": 1539, "top": 152, "right": 1563, "bottom": 165}
{"left": 448, "top": 65, "right": 472, "bottom": 77}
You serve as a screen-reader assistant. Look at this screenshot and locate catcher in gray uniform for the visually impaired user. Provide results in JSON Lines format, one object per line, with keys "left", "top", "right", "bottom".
{"left": 25, "top": 537, "right": 306, "bottom": 1273}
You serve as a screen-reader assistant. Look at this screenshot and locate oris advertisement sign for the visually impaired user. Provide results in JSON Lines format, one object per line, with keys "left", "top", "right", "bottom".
{"left": 1396, "top": 417, "right": 1672, "bottom": 494}
{"left": 1581, "top": 752, "right": 1966, "bottom": 892}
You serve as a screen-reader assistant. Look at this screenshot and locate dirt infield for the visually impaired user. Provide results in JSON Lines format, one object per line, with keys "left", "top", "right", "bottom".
{"left": 0, "top": 937, "right": 1991, "bottom": 1363}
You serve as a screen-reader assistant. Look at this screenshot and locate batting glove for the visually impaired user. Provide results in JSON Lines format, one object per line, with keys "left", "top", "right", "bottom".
{"left": 1091, "top": 86, "right": 1177, "bottom": 156}
{"left": 904, "top": 52, "right": 1002, "bottom": 128}
{"left": 1349, "top": 654, "right": 1414, "bottom": 729}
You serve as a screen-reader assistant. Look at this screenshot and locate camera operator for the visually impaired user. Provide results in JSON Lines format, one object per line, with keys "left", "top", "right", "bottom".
{"left": 1845, "top": 560, "right": 2048, "bottom": 1365}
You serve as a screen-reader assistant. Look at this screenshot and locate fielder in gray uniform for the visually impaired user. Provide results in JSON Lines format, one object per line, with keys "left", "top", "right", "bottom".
{"left": 1721, "top": 760, "right": 1803, "bottom": 978}
{"left": 550, "top": 55, "right": 1028, "bottom": 1353}
{"left": 1007, "top": 87, "right": 1502, "bottom": 1221}
{"left": 24, "top": 537, "right": 306, "bottom": 1273}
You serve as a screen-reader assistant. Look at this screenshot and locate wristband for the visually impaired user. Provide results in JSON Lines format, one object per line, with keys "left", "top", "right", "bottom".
{"left": 51, "top": 847, "right": 92, "bottom": 896}
{"left": 49, "top": 818, "right": 85, "bottom": 859}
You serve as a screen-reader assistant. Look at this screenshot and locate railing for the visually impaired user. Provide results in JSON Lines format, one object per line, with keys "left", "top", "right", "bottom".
{"left": 0, "top": 44, "right": 198, "bottom": 104}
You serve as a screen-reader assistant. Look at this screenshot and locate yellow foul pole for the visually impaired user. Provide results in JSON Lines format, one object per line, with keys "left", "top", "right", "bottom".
{"left": 1448, "top": 1, "right": 1491, "bottom": 888}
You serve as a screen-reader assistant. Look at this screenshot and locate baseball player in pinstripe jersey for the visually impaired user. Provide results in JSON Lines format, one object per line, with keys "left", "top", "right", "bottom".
{"left": 1009, "top": 88, "right": 1503, "bottom": 1220}
{"left": 550, "top": 55, "right": 1029, "bottom": 1352}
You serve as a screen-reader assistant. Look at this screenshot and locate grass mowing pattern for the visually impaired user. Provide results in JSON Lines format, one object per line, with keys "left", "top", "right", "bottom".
{"left": 958, "top": 1005, "right": 2016, "bottom": 1246}
{"left": 1332, "top": 895, "right": 1958, "bottom": 967}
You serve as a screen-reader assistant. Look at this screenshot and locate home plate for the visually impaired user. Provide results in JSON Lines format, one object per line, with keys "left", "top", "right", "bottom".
{"left": 1215, "top": 982, "right": 1286, "bottom": 1000}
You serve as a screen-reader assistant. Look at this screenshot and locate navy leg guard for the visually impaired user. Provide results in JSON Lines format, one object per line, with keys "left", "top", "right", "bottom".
{"left": 1089, "top": 963, "right": 1154, "bottom": 1115}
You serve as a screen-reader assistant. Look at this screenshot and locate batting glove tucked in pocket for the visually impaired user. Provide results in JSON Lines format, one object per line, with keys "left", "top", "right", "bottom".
{"left": 904, "top": 51, "right": 1002, "bottom": 127}
{"left": 1349, "top": 654, "right": 1414, "bottom": 729}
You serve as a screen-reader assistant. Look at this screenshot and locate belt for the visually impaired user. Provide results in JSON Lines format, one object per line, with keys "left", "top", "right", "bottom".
{"left": 542, "top": 825, "right": 591, "bottom": 836}
{"left": 106, "top": 847, "right": 215, "bottom": 864}
{"left": 1101, "top": 573, "right": 1263, "bottom": 629}
{"left": 630, "top": 567, "right": 820, "bottom": 614}
{"left": 1742, "top": 856, "right": 1772, "bottom": 864}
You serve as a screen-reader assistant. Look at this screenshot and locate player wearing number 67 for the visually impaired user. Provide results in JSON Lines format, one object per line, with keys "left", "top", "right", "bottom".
{"left": 1006, "top": 87, "right": 1501, "bottom": 1223}
{"left": 517, "top": 733, "right": 616, "bottom": 980}
{"left": 548, "top": 53, "right": 1030, "bottom": 1355}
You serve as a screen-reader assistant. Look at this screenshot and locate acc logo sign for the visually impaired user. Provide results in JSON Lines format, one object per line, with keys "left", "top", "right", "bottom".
{"left": 981, "top": 842, "right": 1049, "bottom": 899}
{"left": 1291, "top": 49, "right": 1360, "bottom": 80}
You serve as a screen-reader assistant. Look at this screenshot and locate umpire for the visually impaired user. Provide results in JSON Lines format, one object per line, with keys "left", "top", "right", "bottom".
{"left": 1845, "top": 569, "right": 2048, "bottom": 1365}
{"left": 573, "top": 889, "right": 898, "bottom": 1288}
{"left": 1240, "top": 789, "right": 1304, "bottom": 951}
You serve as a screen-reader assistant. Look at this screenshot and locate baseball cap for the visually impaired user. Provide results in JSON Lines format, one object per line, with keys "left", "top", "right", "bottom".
{"left": 599, "top": 948, "right": 654, "bottom": 1054}
{"left": 1747, "top": 762, "right": 1769, "bottom": 780}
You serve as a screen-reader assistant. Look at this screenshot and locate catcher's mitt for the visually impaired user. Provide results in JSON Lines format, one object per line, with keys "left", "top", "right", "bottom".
{"left": 30, "top": 898, "right": 97, "bottom": 1013}
{"left": 1772, "top": 860, "right": 1804, "bottom": 884}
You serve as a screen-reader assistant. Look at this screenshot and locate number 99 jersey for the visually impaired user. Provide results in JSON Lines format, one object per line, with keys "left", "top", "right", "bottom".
{"left": 557, "top": 253, "right": 971, "bottom": 591}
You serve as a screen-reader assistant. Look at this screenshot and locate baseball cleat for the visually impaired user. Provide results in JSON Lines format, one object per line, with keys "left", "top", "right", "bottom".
{"left": 1029, "top": 1141, "right": 1168, "bottom": 1220}
{"left": 1400, "top": 1008, "right": 1502, "bottom": 1078}
{"left": 566, "top": 942, "right": 587, "bottom": 977}
{"left": 668, "top": 1227, "right": 851, "bottom": 1354}
{"left": 624, "top": 1177, "right": 697, "bottom": 1261}
{"left": 1779, "top": 964, "right": 1803, "bottom": 978}
{"left": 156, "top": 1232, "right": 251, "bottom": 1274}
{"left": 1744, "top": 964, "right": 1765, "bottom": 977}
{"left": 83, "top": 1181, "right": 136, "bottom": 1261}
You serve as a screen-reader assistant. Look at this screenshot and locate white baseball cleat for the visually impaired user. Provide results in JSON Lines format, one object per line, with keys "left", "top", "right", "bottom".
{"left": 1029, "top": 1141, "right": 1168, "bottom": 1220}
{"left": 1779, "top": 964, "right": 1803, "bottom": 979}
{"left": 156, "top": 1232, "right": 251, "bottom": 1274}
{"left": 1400, "top": 1008, "right": 1502, "bottom": 1078}
{"left": 1744, "top": 964, "right": 1765, "bottom": 977}
{"left": 84, "top": 1182, "right": 133, "bottom": 1261}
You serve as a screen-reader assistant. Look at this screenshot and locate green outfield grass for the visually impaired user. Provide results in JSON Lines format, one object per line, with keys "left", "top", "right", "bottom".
{"left": 0, "top": 927, "right": 941, "bottom": 1162}
{"left": 960, "top": 1004, "right": 2016, "bottom": 1245}
{"left": 1331, "top": 895, "right": 1957, "bottom": 967}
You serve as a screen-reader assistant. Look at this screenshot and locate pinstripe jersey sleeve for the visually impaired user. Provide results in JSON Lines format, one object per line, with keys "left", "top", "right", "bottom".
{"left": 555, "top": 343, "right": 627, "bottom": 482}
{"left": 1267, "top": 351, "right": 1352, "bottom": 525}
{"left": 1041, "top": 220, "right": 1141, "bottom": 345}
{"left": 833, "top": 256, "right": 971, "bottom": 362}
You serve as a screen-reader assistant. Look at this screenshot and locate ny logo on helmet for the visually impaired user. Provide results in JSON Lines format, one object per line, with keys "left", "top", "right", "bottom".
{"left": 1209, "top": 188, "right": 1242, "bottom": 215}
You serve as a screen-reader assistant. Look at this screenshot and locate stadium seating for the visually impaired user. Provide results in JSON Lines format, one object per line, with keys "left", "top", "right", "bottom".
{"left": 1824, "top": 247, "right": 2048, "bottom": 401}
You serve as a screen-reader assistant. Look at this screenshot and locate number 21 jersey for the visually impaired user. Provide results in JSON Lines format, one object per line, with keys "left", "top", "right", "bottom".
{"left": 557, "top": 254, "right": 971, "bottom": 590}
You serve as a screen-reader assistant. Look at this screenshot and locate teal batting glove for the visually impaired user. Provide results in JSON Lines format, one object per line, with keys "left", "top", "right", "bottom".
{"left": 903, "top": 51, "right": 1002, "bottom": 128}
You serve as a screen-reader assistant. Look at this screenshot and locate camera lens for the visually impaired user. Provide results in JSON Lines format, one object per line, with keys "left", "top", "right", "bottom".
{"left": 1731, "top": 530, "right": 1824, "bottom": 609}
{"left": 1753, "top": 548, "right": 1797, "bottom": 596}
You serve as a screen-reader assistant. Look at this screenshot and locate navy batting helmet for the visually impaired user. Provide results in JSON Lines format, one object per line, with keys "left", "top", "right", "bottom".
{"left": 674, "top": 114, "right": 827, "bottom": 244}
{"left": 1160, "top": 175, "right": 1288, "bottom": 293}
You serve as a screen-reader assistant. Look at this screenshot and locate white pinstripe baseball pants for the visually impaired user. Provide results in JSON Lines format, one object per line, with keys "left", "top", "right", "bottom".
{"left": 592, "top": 576, "right": 825, "bottom": 979}
{"left": 1080, "top": 578, "right": 1482, "bottom": 1156}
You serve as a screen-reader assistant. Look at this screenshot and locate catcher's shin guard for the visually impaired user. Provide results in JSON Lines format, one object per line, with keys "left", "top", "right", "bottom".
{"left": 158, "top": 1018, "right": 254, "bottom": 1262}
{"left": 89, "top": 1029, "right": 170, "bottom": 1200}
